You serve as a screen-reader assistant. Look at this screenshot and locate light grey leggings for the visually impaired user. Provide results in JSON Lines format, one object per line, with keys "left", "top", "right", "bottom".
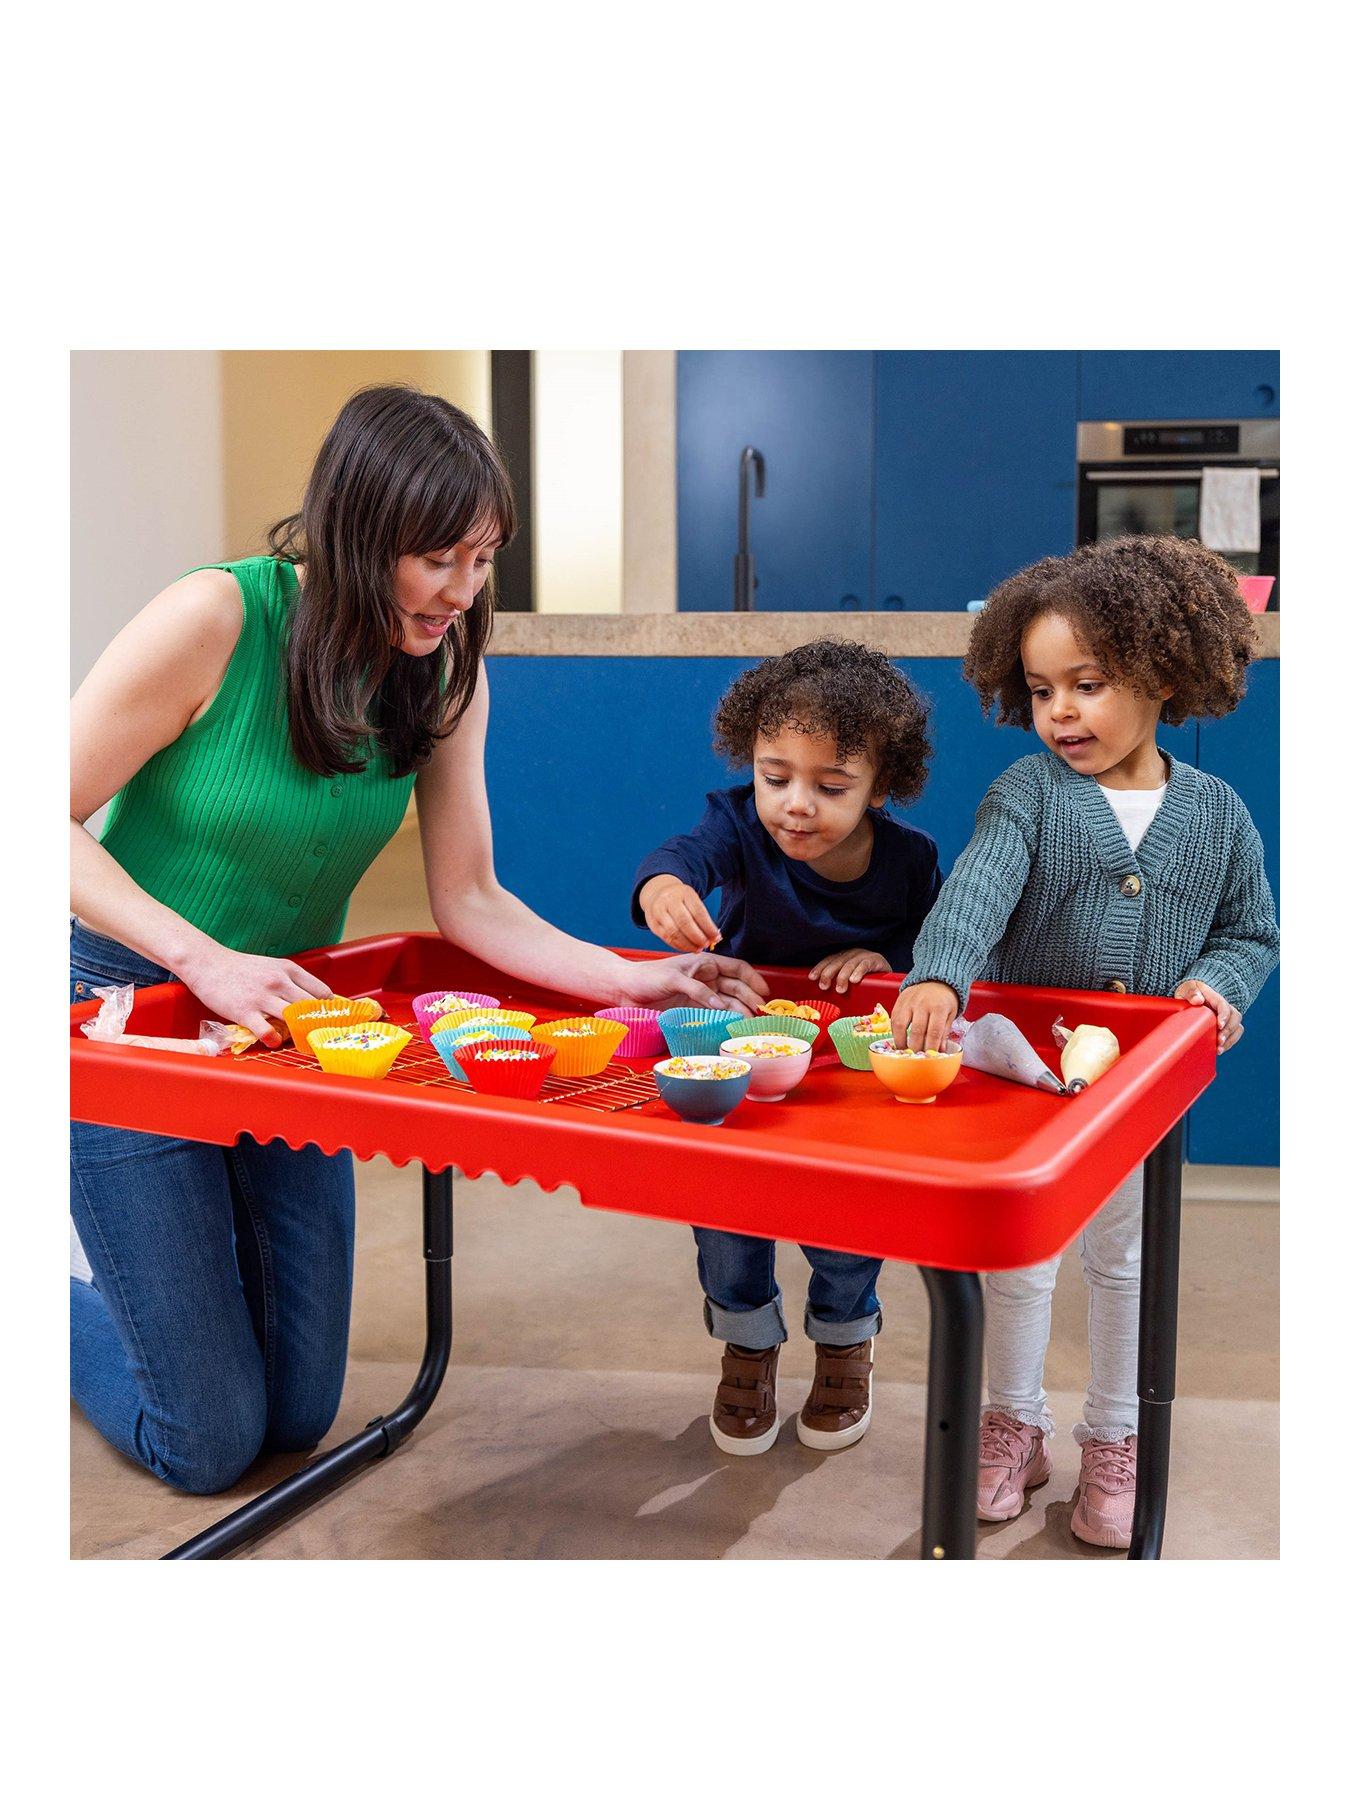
{"left": 984, "top": 1165, "right": 1143, "bottom": 1445}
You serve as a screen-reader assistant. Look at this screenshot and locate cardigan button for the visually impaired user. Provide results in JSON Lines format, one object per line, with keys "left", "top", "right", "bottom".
{"left": 1105, "top": 979, "right": 1129, "bottom": 994}
{"left": 1120, "top": 874, "right": 1142, "bottom": 898}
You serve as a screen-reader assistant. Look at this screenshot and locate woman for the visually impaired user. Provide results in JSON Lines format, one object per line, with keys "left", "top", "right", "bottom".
{"left": 71, "top": 384, "right": 766, "bottom": 1494}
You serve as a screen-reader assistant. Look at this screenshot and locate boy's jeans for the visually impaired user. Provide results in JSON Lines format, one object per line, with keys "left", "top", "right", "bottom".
{"left": 70, "top": 922, "right": 356, "bottom": 1494}
{"left": 694, "top": 1227, "right": 883, "bottom": 1349}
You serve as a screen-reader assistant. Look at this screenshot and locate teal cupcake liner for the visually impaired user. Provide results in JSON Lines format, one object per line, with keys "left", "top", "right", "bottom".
{"left": 657, "top": 1006, "right": 742, "bottom": 1058}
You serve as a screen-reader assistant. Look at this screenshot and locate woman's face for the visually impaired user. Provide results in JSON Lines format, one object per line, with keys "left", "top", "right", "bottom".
{"left": 391, "top": 530, "right": 501, "bottom": 655}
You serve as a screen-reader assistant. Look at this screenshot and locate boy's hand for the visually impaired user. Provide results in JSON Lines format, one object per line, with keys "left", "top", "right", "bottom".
{"left": 640, "top": 875, "right": 722, "bottom": 953}
{"left": 1175, "top": 979, "right": 1244, "bottom": 1052}
{"left": 810, "top": 948, "right": 891, "bottom": 994}
{"left": 890, "top": 980, "right": 960, "bottom": 1052}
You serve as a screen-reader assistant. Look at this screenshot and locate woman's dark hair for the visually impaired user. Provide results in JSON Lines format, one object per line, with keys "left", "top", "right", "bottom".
{"left": 712, "top": 638, "right": 933, "bottom": 806}
{"left": 965, "top": 535, "right": 1257, "bottom": 729}
{"left": 268, "top": 385, "right": 517, "bottom": 777}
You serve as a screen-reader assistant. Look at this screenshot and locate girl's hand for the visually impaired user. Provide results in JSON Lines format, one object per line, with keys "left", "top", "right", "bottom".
{"left": 639, "top": 876, "right": 722, "bottom": 953}
{"left": 890, "top": 980, "right": 960, "bottom": 1053}
{"left": 617, "top": 952, "right": 769, "bottom": 1017}
{"left": 810, "top": 948, "right": 891, "bottom": 994}
{"left": 1175, "top": 979, "right": 1244, "bottom": 1053}
{"left": 180, "top": 943, "right": 332, "bottom": 1046}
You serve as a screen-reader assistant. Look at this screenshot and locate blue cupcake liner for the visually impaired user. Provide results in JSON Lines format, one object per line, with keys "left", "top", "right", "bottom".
{"left": 656, "top": 1005, "right": 742, "bottom": 1058}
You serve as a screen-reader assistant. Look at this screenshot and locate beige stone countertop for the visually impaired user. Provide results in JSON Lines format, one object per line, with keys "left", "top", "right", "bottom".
{"left": 487, "top": 611, "right": 1280, "bottom": 658}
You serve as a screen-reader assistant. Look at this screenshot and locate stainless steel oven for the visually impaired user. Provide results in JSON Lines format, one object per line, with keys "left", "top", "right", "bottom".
{"left": 1077, "top": 419, "right": 1279, "bottom": 608}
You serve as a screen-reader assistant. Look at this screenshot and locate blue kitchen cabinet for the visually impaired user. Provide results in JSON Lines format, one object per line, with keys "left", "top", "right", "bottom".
{"left": 1078, "top": 352, "right": 1279, "bottom": 422}
{"left": 873, "top": 353, "right": 1079, "bottom": 613}
{"left": 1187, "top": 660, "right": 1280, "bottom": 1166}
{"left": 677, "top": 352, "right": 873, "bottom": 612}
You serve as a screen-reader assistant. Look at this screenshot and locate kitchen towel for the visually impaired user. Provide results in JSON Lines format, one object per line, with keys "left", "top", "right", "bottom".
{"left": 1199, "top": 465, "right": 1261, "bottom": 554}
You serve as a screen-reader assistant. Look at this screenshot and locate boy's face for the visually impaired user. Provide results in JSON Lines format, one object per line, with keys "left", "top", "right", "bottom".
{"left": 752, "top": 727, "right": 884, "bottom": 862}
{"left": 1022, "top": 612, "right": 1170, "bottom": 784}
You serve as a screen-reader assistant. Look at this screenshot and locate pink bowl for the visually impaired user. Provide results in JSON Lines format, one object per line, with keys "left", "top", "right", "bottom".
{"left": 1237, "top": 576, "right": 1275, "bottom": 613}
{"left": 411, "top": 989, "right": 502, "bottom": 1043}
{"left": 594, "top": 1006, "right": 666, "bottom": 1059}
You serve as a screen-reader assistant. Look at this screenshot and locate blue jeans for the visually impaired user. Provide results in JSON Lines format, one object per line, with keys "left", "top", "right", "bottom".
{"left": 70, "top": 923, "right": 356, "bottom": 1494}
{"left": 694, "top": 1227, "right": 883, "bottom": 1351}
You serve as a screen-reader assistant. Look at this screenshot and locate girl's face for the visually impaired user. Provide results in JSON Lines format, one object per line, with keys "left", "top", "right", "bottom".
{"left": 391, "top": 528, "right": 501, "bottom": 656}
{"left": 1022, "top": 612, "right": 1171, "bottom": 784}
{"left": 752, "top": 727, "right": 884, "bottom": 863}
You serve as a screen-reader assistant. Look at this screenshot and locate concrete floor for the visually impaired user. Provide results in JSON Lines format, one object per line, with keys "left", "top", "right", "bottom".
{"left": 70, "top": 821, "right": 1280, "bottom": 1560}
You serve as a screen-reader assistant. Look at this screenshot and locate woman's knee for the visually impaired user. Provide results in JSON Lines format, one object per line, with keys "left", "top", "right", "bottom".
{"left": 151, "top": 1388, "right": 269, "bottom": 1495}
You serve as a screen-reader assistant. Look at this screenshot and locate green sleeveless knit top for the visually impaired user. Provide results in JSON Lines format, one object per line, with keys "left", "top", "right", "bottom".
{"left": 99, "top": 557, "right": 416, "bottom": 957}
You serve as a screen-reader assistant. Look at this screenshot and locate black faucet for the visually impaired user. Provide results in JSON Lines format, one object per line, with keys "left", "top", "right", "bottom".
{"left": 733, "top": 446, "right": 765, "bottom": 611}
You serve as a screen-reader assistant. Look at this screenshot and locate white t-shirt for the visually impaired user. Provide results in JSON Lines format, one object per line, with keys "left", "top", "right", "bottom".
{"left": 1097, "top": 780, "right": 1166, "bottom": 853}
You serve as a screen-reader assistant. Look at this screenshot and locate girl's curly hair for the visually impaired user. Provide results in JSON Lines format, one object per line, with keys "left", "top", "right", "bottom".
{"left": 712, "top": 637, "right": 933, "bottom": 806}
{"left": 965, "top": 535, "right": 1257, "bottom": 729}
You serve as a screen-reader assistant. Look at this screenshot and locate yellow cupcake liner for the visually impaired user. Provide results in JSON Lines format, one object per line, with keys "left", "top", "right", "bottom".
{"left": 429, "top": 1007, "right": 537, "bottom": 1039}
{"left": 529, "top": 1016, "right": 628, "bottom": 1078}
{"left": 308, "top": 1023, "right": 412, "bottom": 1080}
{"left": 283, "top": 996, "right": 385, "bottom": 1057}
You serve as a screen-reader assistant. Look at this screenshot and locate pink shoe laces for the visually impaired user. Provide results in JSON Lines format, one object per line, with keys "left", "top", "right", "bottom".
{"left": 1080, "top": 1437, "right": 1137, "bottom": 1493}
{"left": 980, "top": 1412, "right": 1036, "bottom": 1467}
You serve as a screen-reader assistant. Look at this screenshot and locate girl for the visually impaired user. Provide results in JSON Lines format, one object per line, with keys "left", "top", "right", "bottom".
{"left": 71, "top": 384, "right": 765, "bottom": 1495}
{"left": 634, "top": 639, "right": 942, "bottom": 1454}
{"left": 890, "top": 535, "right": 1278, "bottom": 1548}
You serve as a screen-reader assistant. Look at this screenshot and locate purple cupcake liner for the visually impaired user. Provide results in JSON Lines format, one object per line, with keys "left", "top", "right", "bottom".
{"left": 412, "top": 989, "right": 502, "bottom": 1043}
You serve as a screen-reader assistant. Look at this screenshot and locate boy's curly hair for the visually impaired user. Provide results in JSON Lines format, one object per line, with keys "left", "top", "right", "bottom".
{"left": 712, "top": 637, "right": 932, "bottom": 806}
{"left": 965, "top": 535, "right": 1258, "bottom": 729}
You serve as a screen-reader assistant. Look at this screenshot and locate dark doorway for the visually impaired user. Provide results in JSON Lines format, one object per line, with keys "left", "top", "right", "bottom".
{"left": 490, "top": 352, "right": 535, "bottom": 612}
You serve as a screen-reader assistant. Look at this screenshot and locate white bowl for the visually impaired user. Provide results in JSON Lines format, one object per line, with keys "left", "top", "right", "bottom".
{"left": 719, "top": 1034, "right": 812, "bottom": 1101}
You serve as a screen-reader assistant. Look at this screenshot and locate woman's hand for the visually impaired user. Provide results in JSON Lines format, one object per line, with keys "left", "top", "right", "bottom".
{"left": 180, "top": 944, "right": 332, "bottom": 1046}
{"left": 890, "top": 980, "right": 960, "bottom": 1052}
{"left": 639, "top": 876, "right": 722, "bottom": 952}
{"left": 1175, "top": 979, "right": 1244, "bottom": 1053}
{"left": 616, "top": 952, "right": 769, "bottom": 1017}
{"left": 809, "top": 948, "right": 891, "bottom": 994}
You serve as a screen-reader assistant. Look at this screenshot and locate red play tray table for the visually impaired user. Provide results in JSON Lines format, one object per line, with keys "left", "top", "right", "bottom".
{"left": 70, "top": 932, "right": 1214, "bottom": 1560}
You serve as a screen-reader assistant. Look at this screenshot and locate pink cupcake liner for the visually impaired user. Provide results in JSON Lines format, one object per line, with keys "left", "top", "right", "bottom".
{"left": 412, "top": 989, "right": 501, "bottom": 1043}
{"left": 594, "top": 1005, "right": 665, "bottom": 1059}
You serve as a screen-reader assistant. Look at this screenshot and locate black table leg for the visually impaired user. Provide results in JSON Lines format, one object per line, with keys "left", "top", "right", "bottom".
{"left": 163, "top": 1165, "right": 455, "bottom": 1561}
{"left": 1129, "top": 1120, "right": 1185, "bottom": 1560}
{"left": 918, "top": 1267, "right": 984, "bottom": 1560}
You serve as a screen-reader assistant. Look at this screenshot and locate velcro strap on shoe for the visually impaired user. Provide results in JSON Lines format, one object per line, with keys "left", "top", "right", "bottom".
{"left": 816, "top": 1359, "right": 871, "bottom": 1387}
{"left": 716, "top": 1382, "right": 770, "bottom": 1417}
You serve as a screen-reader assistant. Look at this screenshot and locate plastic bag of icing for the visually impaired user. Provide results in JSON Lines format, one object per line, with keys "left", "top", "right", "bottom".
{"left": 1052, "top": 1017, "right": 1121, "bottom": 1094}
{"left": 80, "top": 983, "right": 222, "bottom": 1056}
{"left": 950, "top": 1012, "right": 1068, "bottom": 1095}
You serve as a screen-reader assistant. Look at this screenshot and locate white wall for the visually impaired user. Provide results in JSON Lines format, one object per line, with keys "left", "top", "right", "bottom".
{"left": 532, "top": 351, "right": 623, "bottom": 613}
{"left": 70, "top": 352, "right": 226, "bottom": 691}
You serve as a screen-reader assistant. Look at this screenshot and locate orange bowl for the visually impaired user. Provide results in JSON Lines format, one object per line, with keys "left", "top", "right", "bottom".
{"left": 868, "top": 1039, "right": 962, "bottom": 1104}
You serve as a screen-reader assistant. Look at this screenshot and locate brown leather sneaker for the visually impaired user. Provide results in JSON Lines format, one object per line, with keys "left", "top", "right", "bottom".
{"left": 709, "top": 1342, "right": 781, "bottom": 1455}
{"left": 796, "top": 1339, "right": 874, "bottom": 1450}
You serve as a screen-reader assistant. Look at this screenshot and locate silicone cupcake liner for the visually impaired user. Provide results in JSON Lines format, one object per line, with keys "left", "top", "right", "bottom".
{"left": 759, "top": 997, "right": 842, "bottom": 1032}
{"left": 411, "top": 989, "right": 501, "bottom": 1042}
{"left": 307, "top": 1022, "right": 411, "bottom": 1080}
{"left": 829, "top": 1015, "right": 892, "bottom": 1071}
{"left": 283, "top": 996, "right": 385, "bottom": 1057}
{"left": 453, "top": 1037, "right": 556, "bottom": 1100}
{"left": 657, "top": 1006, "right": 743, "bottom": 1058}
{"left": 429, "top": 1007, "right": 537, "bottom": 1040}
{"left": 430, "top": 1022, "right": 530, "bottom": 1082}
{"left": 724, "top": 1014, "right": 820, "bottom": 1047}
{"left": 593, "top": 1006, "right": 665, "bottom": 1060}
{"left": 530, "top": 1016, "right": 628, "bottom": 1078}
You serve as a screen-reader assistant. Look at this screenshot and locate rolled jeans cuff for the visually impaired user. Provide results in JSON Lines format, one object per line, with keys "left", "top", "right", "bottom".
{"left": 703, "top": 1292, "right": 787, "bottom": 1350}
{"left": 804, "top": 1306, "right": 882, "bottom": 1347}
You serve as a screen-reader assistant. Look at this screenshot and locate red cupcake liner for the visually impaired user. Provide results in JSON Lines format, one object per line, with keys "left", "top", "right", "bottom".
{"left": 594, "top": 1006, "right": 665, "bottom": 1059}
{"left": 453, "top": 1036, "right": 556, "bottom": 1100}
{"left": 759, "top": 997, "right": 842, "bottom": 1032}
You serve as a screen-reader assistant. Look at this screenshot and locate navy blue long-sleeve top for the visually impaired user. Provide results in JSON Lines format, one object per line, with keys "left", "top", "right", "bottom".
{"left": 631, "top": 783, "right": 943, "bottom": 969}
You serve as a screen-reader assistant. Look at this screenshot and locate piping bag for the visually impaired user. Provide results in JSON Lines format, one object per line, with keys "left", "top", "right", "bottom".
{"left": 1052, "top": 1017, "right": 1120, "bottom": 1094}
{"left": 80, "top": 983, "right": 264, "bottom": 1057}
{"left": 950, "top": 1012, "right": 1069, "bottom": 1096}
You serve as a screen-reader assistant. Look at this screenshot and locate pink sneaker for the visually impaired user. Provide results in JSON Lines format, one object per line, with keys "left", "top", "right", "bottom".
{"left": 1071, "top": 1436, "right": 1137, "bottom": 1549}
{"left": 977, "top": 1411, "right": 1052, "bottom": 1522}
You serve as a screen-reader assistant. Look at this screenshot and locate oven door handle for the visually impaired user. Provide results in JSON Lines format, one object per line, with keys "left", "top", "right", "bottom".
{"left": 1084, "top": 467, "right": 1279, "bottom": 482}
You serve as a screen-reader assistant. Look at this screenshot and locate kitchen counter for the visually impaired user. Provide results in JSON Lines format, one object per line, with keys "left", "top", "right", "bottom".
{"left": 488, "top": 612, "right": 1280, "bottom": 658}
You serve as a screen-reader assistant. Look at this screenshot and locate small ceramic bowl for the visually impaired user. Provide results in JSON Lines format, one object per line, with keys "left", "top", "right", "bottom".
{"left": 657, "top": 1006, "right": 743, "bottom": 1058}
{"left": 719, "top": 1033, "right": 812, "bottom": 1101}
{"left": 868, "top": 1038, "right": 963, "bottom": 1104}
{"left": 430, "top": 1021, "right": 531, "bottom": 1082}
{"left": 653, "top": 1055, "right": 752, "bottom": 1125}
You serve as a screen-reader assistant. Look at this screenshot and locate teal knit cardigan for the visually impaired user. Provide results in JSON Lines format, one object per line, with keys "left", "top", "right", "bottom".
{"left": 903, "top": 752, "right": 1279, "bottom": 1013}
